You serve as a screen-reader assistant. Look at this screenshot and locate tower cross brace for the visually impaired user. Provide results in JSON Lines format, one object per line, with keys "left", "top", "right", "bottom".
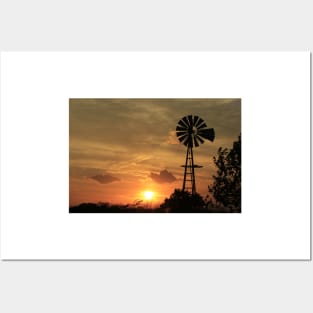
{"left": 182, "top": 143, "right": 202, "bottom": 196}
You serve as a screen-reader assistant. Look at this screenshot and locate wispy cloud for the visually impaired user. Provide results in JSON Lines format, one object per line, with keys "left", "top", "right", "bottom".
{"left": 166, "top": 130, "right": 179, "bottom": 145}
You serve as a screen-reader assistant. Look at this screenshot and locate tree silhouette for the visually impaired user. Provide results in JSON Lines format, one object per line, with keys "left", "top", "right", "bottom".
{"left": 208, "top": 134, "right": 241, "bottom": 211}
{"left": 160, "top": 189, "right": 206, "bottom": 213}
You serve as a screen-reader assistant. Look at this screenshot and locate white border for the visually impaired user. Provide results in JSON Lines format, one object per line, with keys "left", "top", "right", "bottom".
{"left": 0, "top": 52, "right": 310, "bottom": 259}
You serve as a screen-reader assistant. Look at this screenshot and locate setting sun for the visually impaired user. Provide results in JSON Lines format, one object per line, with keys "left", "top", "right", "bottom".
{"left": 144, "top": 191, "right": 154, "bottom": 200}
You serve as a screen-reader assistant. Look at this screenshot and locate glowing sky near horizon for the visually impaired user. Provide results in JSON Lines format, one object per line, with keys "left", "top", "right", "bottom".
{"left": 69, "top": 98, "right": 241, "bottom": 206}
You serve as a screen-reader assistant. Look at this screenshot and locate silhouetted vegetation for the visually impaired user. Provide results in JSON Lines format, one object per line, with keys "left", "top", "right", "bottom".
{"left": 160, "top": 189, "right": 208, "bottom": 213}
{"left": 69, "top": 202, "right": 159, "bottom": 213}
{"left": 208, "top": 134, "right": 241, "bottom": 212}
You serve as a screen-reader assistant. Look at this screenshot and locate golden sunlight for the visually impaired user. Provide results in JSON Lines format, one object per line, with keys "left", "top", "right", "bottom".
{"left": 143, "top": 190, "right": 154, "bottom": 200}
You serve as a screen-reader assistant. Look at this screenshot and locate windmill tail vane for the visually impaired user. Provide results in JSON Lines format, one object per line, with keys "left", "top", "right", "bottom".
{"left": 176, "top": 115, "right": 215, "bottom": 196}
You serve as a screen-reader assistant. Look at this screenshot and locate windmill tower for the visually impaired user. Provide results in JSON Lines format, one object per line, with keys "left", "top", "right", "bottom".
{"left": 176, "top": 115, "right": 215, "bottom": 195}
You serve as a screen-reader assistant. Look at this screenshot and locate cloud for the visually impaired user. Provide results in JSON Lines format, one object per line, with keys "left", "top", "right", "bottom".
{"left": 89, "top": 174, "right": 120, "bottom": 184}
{"left": 70, "top": 167, "right": 122, "bottom": 184}
{"left": 70, "top": 166, "right": 106, "bottom": 177}
{"left": 150, "top": 170, "right": 177, "bottom": 184}
{"left": 166, "top": 130, "right": 179, "bottom": 145}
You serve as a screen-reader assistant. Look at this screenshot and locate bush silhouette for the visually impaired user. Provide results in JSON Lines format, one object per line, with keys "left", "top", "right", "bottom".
{"left": 160, "top": 189, "right": 206, "bottom": 213}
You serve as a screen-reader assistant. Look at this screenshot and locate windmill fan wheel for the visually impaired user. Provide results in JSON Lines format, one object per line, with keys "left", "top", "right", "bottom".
{"left": 176, "top": 115, "right": 215, "bottom": 147}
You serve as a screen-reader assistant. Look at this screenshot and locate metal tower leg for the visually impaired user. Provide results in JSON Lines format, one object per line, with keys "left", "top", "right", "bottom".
{"left": 190, "top": 146, "right": 196, "bottom": 195}
{"left": 182, "top": 145, "right": 196, "bottom": 196}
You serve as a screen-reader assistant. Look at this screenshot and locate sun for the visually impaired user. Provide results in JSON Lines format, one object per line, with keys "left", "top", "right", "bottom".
{"left": 143, "top": 190, "right": 154, "bottom": 200}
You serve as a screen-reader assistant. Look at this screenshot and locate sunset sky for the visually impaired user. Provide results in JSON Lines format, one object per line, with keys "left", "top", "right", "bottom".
{"left": 69, "top": 99, "right": 241, "bottom": 207}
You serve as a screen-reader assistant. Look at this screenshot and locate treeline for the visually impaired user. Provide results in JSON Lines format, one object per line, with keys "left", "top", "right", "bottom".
{"left": 70, "top": 202, "right": 153, "bottom": 213}
{"left": 69, "top": 200, "right": 235, "bottom": 213}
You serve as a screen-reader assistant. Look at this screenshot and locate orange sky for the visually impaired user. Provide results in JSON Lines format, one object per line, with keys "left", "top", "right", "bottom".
{"left": 69, "top": 99, "right": 241, "bottom": 207}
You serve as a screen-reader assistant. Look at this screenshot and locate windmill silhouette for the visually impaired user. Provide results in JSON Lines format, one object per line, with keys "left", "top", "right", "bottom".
{"left": 176, "top": 115, "right": 215, "bottom": 195}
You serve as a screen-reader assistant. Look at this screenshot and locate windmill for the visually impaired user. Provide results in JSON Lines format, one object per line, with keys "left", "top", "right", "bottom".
{"left": 176, "top": 115, "right": 215, "bottom": 196}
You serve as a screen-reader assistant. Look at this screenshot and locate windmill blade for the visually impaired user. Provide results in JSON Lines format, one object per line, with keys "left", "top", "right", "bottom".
{"left": 176, "top": 131, "right": 188, "bottom": 137}
{"left": 197, "top": 128, "right": 210, "bottom": 138}
{"left": 194, "top": 134, "right": 204, "bottom": 144}
{"left": 193, "top": 135, "right": 200, "bottom": 147}
{"left": 197, "top": 121, "right": 208, "bottom": 130}
{"left": 182, "top": 116, "right": 190, "bottom": 127}
{"left": 176, "top": 125, "right": 188, "bottom": 132}
{"left": 194, "top": 117, "right": 204, "bottom": 127}
{"left": 198, "top": 128, "right": 215, "bottom": 142}
{"left": 187, "top": 115, "right": 193, "bottom": 127}
{"left": 182, "top": 135, "right": 191, "bottom": 147}
{"left": 185, "top": 135, "right": 193, "bottom": 147}
{"left": 193, "top": 115, "right": 200, "bottom": 127}
{"left": 178, "top": 133, "right": 188, "bottom": 143}
{"left": 178, "top": 119, "right": 189, "bottom": 128}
